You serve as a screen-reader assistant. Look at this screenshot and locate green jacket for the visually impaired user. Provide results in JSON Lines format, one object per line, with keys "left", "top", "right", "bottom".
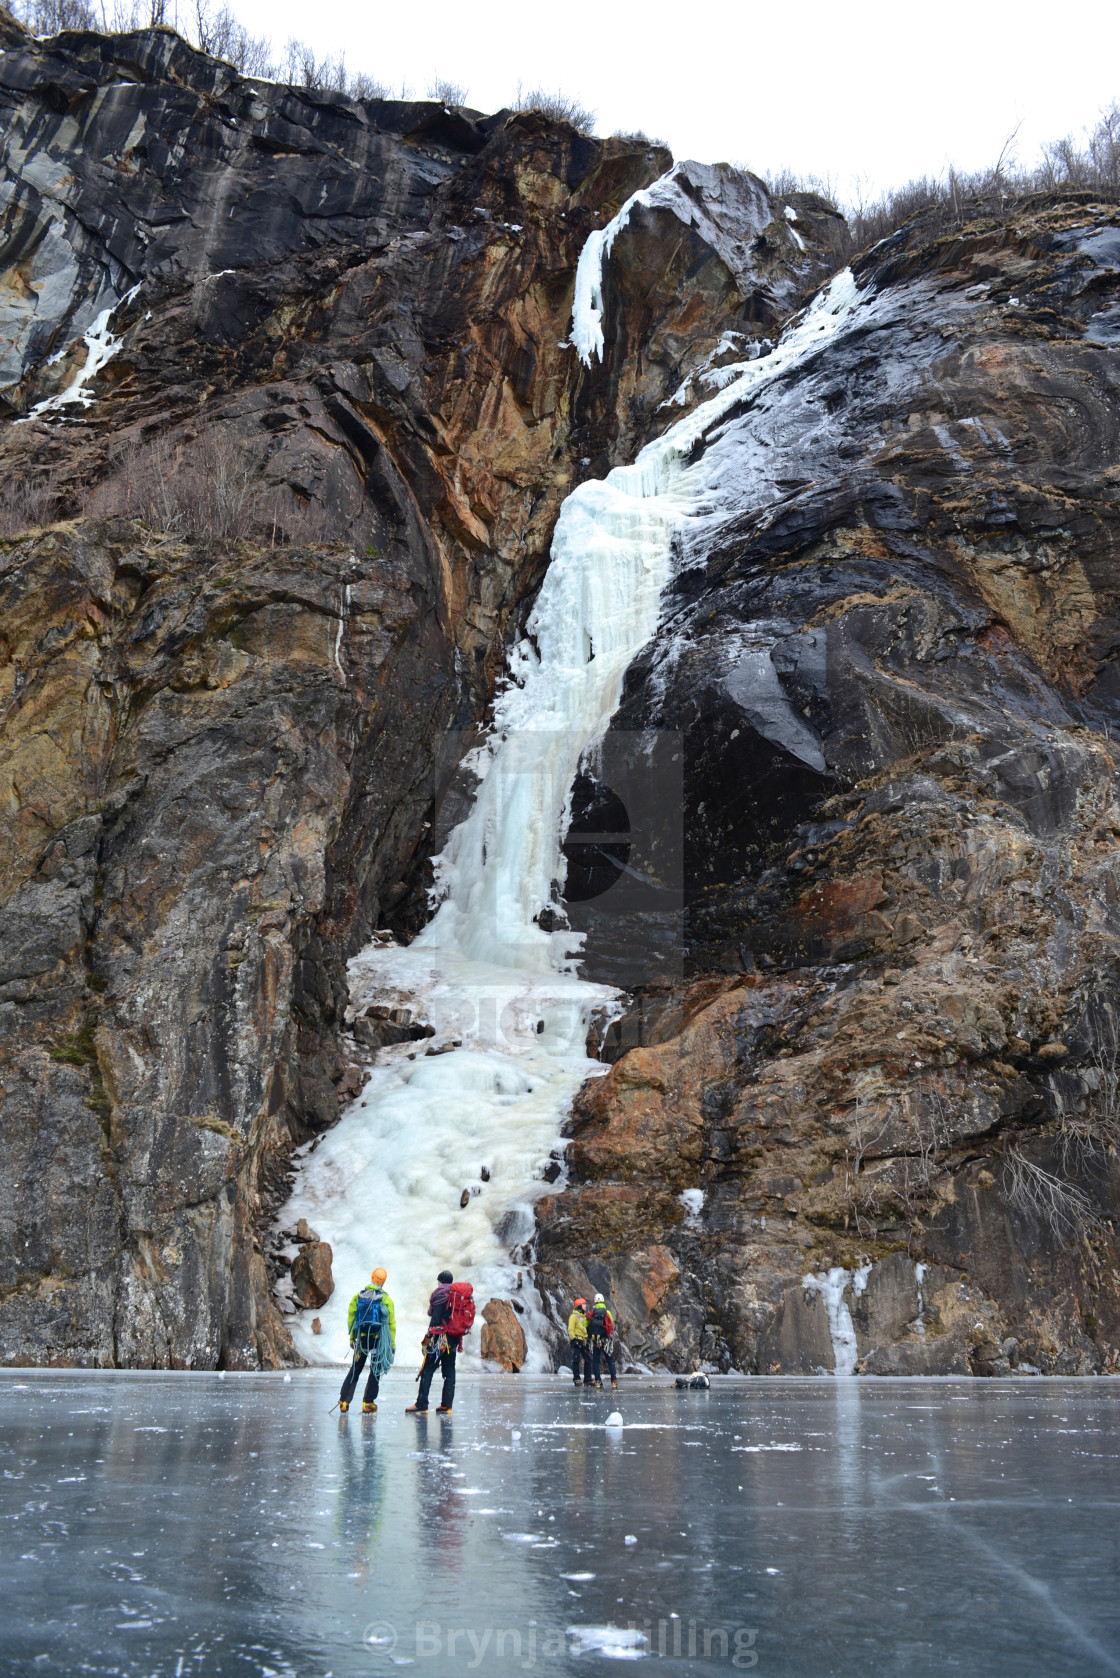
{"left": 347, "top": 1287, "right": 396, "bottom": 1350}
{"left": 568, "top": 1308, "right": 588, "bottom": 1342}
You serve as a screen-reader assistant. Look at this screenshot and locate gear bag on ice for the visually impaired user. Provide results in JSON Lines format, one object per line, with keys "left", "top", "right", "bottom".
{"left": 443, "top": 1282, "right": 475, "bottom": 1338}
{"left": 353, "top": 1286, "right": 389, "bottom": 1354}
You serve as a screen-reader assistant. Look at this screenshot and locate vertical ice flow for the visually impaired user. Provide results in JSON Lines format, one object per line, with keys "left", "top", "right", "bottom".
{"left": 571, "top": 165, "right": 695, "bottom": 366}
{"left": 280, "top": 258, "right": 864, "bottom": 1367}
{"left": 571, "top": 188, "right": 651, "bottom": 367}
{"left": 914, "top": 1262, "right": 927, "bottom": 1336}
{"left": 803, "top": 1261, "right": 872, "bottom": 1375}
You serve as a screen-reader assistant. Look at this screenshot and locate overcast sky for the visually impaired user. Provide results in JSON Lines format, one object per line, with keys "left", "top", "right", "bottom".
{"left": 228, "top": 0, "right": 1120, "bottom": 204}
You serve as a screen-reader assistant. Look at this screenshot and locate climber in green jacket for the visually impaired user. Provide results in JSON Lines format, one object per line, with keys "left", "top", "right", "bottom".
{"left": 568, "top": 1296, "right": 593, "bottom": 1387}
{"left": 339, "top": 1266, "right": 397, "bottom": 1414}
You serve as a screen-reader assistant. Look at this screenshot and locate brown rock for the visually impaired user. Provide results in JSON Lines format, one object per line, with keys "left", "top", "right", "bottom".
{"left": 291, "top": 1241, "right": 334, "bottom": 1310}
{"left": 782, "top": 873, "right": 893, "bottom": 962}
{"left": 311, "top": 1317, "right": 321, "bottom": 1335}
{"left": 336, "top": 1064, "right": 363, "bottom": 1101}
{"left": 480, "top": 1299, "right": 526, "bottom": 1371}
{"left": 295, "top": 1219, "right": 319, "bottom": 1244}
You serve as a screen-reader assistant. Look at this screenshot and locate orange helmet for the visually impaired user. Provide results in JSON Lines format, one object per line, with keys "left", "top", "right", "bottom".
{"left": 371, "top": 1267, "right": 387, "bottom": 1285}
{"left": 573, "top": 1297, "right": 587, "bottom": 1309}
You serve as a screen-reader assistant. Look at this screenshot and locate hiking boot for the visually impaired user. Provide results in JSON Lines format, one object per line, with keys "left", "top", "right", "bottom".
{"left": 436, "top": 1404, "right": 452, "bottom": 1415}
{"left": 611, "top": 1380, "right": 618, "bottom": 1389}
{"left": 339, "top": 1400, "right": 349, "bottom": 1413}
{"left": 362, "top": 1401, "right": 377, "bottom": 1414}
{"left": 406, "top": 1404, "right": 428, "bottom": 1414}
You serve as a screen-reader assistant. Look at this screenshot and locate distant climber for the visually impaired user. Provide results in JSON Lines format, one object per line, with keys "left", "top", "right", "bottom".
{"left": 568, "top": 1296, "right": 593, "bottom": 1387}
{"left": 587, "top": 1292, "right": 618, "bottom": 1388}
{"left": 407, "top": 1269, "right": 475, "bottom": 1416}
{"left": 339, "top": 1267, "right": 396, "bottom": 1414}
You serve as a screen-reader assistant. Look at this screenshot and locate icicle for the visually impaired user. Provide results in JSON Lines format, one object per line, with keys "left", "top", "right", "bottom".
{"left": 570, "top": 166, "right": 694, "bottom": 367}
{"left": 914, "top": 1262, "right": 927, "bottom": 1336}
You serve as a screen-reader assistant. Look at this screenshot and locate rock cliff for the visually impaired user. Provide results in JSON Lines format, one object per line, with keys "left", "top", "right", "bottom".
{"left": 3, "top": 12, "right": 1120, "bottom": 1377}
{"left": 537, "top": 199, "right": 1120, "bottom": 1377}
{"left": 0, "top": 12, "right": 829, "bottom": 1365}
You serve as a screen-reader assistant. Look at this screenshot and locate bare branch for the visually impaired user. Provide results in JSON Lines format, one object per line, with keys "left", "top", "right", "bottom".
{"left": 1004, "top": 1146, "right": 1098, "bottom": 1244}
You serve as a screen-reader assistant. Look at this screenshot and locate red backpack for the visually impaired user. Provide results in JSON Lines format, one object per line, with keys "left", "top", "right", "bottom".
{"left": 444, "top": 1282, "right": 475, "bottom": 1338}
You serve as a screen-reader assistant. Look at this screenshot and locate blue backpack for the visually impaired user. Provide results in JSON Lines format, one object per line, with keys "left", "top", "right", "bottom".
{"left": 353, "top": 1287, "right": 388, "bottom": 1355}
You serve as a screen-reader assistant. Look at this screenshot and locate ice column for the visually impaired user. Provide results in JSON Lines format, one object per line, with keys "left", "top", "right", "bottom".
{"left": 803, "top": 1262, "right": 871, "bottom": 1376}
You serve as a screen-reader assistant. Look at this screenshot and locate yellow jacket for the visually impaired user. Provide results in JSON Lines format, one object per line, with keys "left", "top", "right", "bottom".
{"left": 568, "top": 1309, "right": 588, "bottom": 1341}
{"left": 347, "top": 1287, "right": 396, "bottom": 1350}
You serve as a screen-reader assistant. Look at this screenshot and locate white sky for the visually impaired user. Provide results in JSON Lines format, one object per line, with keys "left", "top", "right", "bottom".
{"left": 228, "top": 0, "right": 1120, "bottom": 205}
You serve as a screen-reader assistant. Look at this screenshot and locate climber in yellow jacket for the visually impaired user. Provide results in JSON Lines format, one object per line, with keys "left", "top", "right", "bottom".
{"left": 339, "top": 1266, "right": 397, "bottom": 1414}
{"left": 567, "top": 1296, "right": 592, "bottom": 1388}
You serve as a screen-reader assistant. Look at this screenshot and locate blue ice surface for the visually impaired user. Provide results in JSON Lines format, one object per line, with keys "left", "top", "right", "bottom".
{"left": 2, "top": 1371, "right": 1120, "bottom": 1675}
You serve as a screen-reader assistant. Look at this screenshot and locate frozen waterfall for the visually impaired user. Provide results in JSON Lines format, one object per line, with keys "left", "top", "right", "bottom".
{"left": 279, "top": 242, "right": 865, "bottom": 1369}
{"left": 803, "top": 1263, "right": 872, "bottom": 1375}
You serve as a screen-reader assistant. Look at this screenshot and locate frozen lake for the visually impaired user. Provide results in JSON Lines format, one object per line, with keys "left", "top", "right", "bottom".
{"left": 2, "top": 1373, "right": 1120, "bottom": 1676}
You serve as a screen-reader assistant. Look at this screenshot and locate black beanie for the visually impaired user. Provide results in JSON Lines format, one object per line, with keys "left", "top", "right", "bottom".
{"left": 438, "top": 1269, "right": 453, "bottom": 1284}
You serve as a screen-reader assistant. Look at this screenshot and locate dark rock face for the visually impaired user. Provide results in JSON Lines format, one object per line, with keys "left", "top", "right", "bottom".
{"left": 0, "top": 17, "right": 832, "bottom": 1366}
{"left": 0, "top": 18, "right": 502, "bottom": 394}
{"left": 536, "top": 196, "right": 1120, "bottom": 1377}
{"left": 0, "top": 523, "right": 438, "bottom": 1365}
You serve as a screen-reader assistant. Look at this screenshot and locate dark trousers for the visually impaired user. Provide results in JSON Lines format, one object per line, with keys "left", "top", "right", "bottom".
{"left": 417, "top": 1343, "right": 457, "bottom": 1409}
{"left": 340, "top": 1349, "right": 380, "bottom": 1406}
{"left": 570, "top": 1338, "right": 592, "bottom": 1383}
{"left": 591, "top": 1340, "right": 617, "bottom": 1384}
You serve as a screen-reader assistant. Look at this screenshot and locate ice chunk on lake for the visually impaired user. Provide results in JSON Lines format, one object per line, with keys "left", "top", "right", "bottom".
{"left": 569, "top": 1624, "right": 648, "bottom": 1658}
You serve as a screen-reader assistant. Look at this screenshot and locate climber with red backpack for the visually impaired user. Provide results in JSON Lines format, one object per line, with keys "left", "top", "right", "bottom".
{"left": 339, "top": 1266, "right": 396, "bottom": 1414}
{"left": 587, "top": 1292, "right": 618, "bottom": 1388}
{"left": 407, "top": 1268, "right": 475, "bottom": 1415}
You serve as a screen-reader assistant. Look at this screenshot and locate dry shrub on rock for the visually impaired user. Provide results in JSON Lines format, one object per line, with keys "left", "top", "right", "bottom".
{"left": 0, "top": 471, "right": 56, "bottom": 539}
{"left": 427, "top": 76, "right": 467, "bottom": 106}
{"left": 770, "top": 100, "right": 1120, "bottom": 259}
{"left": 1003, "top": 1147, "right": 1099, "bottom": 1245}
{"left": 98, "top": 432, "right": 259, "bottom": 542}
{"left": 512, "top": 83, "right": 595, "bottom": 135}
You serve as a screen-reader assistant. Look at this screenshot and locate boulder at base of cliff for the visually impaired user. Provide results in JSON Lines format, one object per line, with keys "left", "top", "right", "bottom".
{"left": 291, "top": 1242, "right": 334, "bottom": 1309}
{"left": 480, "top": 1299, "right": 526, "bottom": 1371}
